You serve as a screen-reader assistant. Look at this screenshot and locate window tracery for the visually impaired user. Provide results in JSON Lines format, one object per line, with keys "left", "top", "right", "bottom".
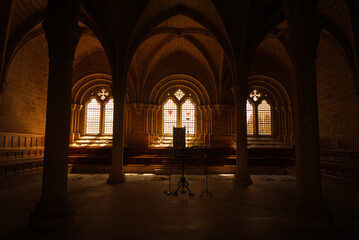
{"left": 162, "top": 89, "right": 196, "bottom": 135}
{"left": 246, "top": 90, "right": 272, "bottom": 136}
{"left": 97, "top": 88, "right": 109, "bottom": 100}
{"left": 85, "top": 88, "right": 113, "bottom": 135}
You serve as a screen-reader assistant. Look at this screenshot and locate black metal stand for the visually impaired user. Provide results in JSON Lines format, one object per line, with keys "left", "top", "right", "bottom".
{"left": 173, "top": 147, "right": 194, "bottom": 196}
{"left": 200, "top": 151, "right": 213, "bottom": 198}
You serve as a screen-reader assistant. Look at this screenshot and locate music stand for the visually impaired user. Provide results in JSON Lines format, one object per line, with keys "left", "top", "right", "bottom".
{"left": 200, "top": 148, "right": 213, "bottom": 198}
{"left": 173, "top": 147, "right": 194, "bottom": 196}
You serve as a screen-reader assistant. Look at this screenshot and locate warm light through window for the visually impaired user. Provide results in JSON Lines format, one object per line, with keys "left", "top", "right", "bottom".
{"left": 181, "top": 99, "right": 195, "bottom": 134}
{"left": 103, "top": 98, "right": 114, "bottom": 135}
{"left": 86, "top": 98, "right": 101, "bottom": 134}
{"left": 258, "top": 100, "right": 271, "bottom": 135}
{"left": 163, "top": 99, "right": 177, "bottom": 134}
{"left": 246, "top": 100, "right": 254, "bottom": 135}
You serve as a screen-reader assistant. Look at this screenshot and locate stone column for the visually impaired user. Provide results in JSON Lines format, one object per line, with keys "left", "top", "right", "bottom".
{"left": 107, "top": 83, "right": 126, "bottom": 184}
{"left": 29, "top": 19, "right": 81, "bottom": 228}
{"left": 74, "top": 104, "right": 83, "bottom": 140}
{"left": 288, "top": 21, "right": 331, "bottom": 228}
{"left": 69, "top": 104, "right": 76, "bottom": 143}
{"left": 232, "top": 85, "right": 252, "bottom": 185}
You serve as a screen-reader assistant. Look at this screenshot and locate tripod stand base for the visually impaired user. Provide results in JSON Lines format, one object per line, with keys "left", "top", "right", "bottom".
{"left": 173, "top": 177, "right": 194, "bottom": 196}
{"left": 200, "top": 191, "right": 213, "bottom": 198}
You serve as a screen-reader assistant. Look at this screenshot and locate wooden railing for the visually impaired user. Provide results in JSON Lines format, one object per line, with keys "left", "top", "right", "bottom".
{"left": 320, "top": 137, "right": 359, "bottom": 182}
{"left": 0, "top": 132, "right": 44, "bottom": 185}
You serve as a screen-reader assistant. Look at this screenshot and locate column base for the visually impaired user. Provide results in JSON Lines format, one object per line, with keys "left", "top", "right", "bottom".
{"left": 107, "top": 172, "right": 126, "bottom": 184}
{"left": 29, "top": 200, "right": 74, "bottom": 229}
{"left": 291, "top": 202, "right": 332, "bottom": 229}
{"left": 233, "top": 173, "right": 253, "bottom": 185}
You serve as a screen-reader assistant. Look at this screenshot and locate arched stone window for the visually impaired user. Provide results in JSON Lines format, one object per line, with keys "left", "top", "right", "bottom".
{"left": 246, "top": 89, "right": 272, "bottom": 136}
{"left": 162, "top": 89, "right": 196, "bottom": 135}
{"left": 86, "top": 98, "right": 101, "bottom": 134}
{"left": 103, "top": 98, "right": 114, "bottom": 135}
{"left": 83, "top": 88, "right": 113, "bottom": 135}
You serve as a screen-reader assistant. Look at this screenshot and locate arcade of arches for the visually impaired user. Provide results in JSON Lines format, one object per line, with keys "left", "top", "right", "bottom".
{"left": 1, "top": 0, "right": 359, "bottom": 235}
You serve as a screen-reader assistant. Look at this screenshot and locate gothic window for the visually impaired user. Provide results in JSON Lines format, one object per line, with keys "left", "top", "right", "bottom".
{"left": 163, "top": 98, "right": 177, "bottom": 134}
{"left": 246, "top": 100, "right": 254, "bottom": 135}
{"left": 103, "top": 98, "right": 114, "bottom": 135}
{"left": 246, "top": 89, "right": 272, "bottom": 136}
{"left": 84, "top": 88, "right": 113, "bottom": 135}
{"left": 86, "top": 98, "right": 101, "bottom": 134}
{"left": 258, "top": 100, "right": 271, "bottom": 135}
{"left": 181, "top": 99, "right": 195, "bottom": 134}
{"left": 162, "top": 89, "right": 196, "bottom": 135}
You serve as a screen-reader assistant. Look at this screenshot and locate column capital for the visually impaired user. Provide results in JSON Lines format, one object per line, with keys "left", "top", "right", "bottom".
{"left": 42, "top": 19, "right": 83, "bottom": 58}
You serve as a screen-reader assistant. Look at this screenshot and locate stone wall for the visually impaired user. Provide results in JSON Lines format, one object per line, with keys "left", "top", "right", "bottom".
{"left": 0, "top": 34, "right": 48, "bottom": 135}
{"left": 317, "top": 35, "right": 359, "bottom": 137}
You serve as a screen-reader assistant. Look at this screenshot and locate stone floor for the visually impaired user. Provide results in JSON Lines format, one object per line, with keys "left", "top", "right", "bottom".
{"left": 1, "top": 173, "right": 359, "bottom": 240}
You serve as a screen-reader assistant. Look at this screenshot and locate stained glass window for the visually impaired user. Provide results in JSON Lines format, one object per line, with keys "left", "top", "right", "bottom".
{"left": 174, "top": 89, "right": 185, "bottom": 100}
{"left": 246, "top": 100, "right": 254, "bottom": 135}
{"left": 181, "top": 99, "right": 195, "bottom": 134}
{"left": 103, "top": 98, "right": 114, "bottom": 135}
{"left": 163, "top": 99, "right": 177, "bottom": 134}
{"left": 86, "top": 98, "right": 101, "bottom": 134}
{"left": 258, "top": 100, "right": 271, "bottom": 135}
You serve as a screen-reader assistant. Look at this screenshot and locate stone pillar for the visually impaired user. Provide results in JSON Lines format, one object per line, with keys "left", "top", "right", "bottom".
{"left": 287, "top": 21, "right": 331, "bottom": 228}
{"left": 29, "top": 18, "right": 81, "bottom": 228}
{"left": 74, "top": 104, "right": 83, "bottom": 140}
{"left": 69, "top": 104, "right": 76, "bottom": 143}
{"left": 107, "top": 83, "right": 126, "bottom": 184}
{"left": 232, "top": 85, "right": 252, "bottom": 185}
{"left": 209, "top": 104, "right": 233, "bottom": 148}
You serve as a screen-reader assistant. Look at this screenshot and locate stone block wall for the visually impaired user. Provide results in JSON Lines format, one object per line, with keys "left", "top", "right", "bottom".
{"left": 317, "top": 35, "right": 359, "bottom": 138}
{"left": 0, "top": 34, "right": 48, "bottom": 135}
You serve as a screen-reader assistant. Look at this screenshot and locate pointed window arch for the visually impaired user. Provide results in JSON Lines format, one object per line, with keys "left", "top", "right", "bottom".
{"left": 163, "top": 98, "right": 177, "bottom": 134}
{"left": 103, "top": 98, "right": 114, "bottom": 135}
{"left": 181, "top": 98, "right": 195, "bottom": 134}
{"left": 86, "top": 98, "right": 101, "bottom": 134}
{"left": 258, "top": 100, "right": 271, "bottom": 135}
{"left": 246, "top": 100, "right": 254, "bottom": 135}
